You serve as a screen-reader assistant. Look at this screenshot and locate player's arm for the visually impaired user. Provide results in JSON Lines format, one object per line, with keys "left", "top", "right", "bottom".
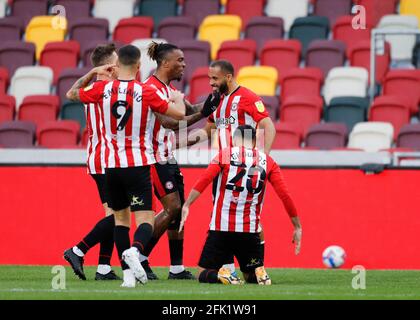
{"left": 66, "top": 64, "right": 115, "bottom": 101}
{"left": 177, "top": 121, "right": 215, "bottom": 149}
{"left": 257, "top": 117, "right": 276, "bottom": 154}
{"left": 268, "top": 162, "right": 302, "bottom": 255}
{"left": 185, "top": 99, "right": 204, "bottom": 115}
{"left": 164, "top": 90, "right": 186, "bottom": 120}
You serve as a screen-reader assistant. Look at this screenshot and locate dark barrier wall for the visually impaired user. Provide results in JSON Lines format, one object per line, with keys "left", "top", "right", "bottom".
{"left": 1, "top": 167, "right": 420, "bottom": 269}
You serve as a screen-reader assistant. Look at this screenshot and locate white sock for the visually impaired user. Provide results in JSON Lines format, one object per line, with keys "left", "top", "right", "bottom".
{"left": 72, "top": 246, "right": 84, "bottom": 257}
{"left": 97, "top": 264, "right": 111, "bottom": 275}
{"left": 170, "top": 265, "right": 185, "bottom": 274}
{"left": 222, "top": 263, "right": 236, "bottom": 273}
{"left": 123, "top": 269, "right": 136, "bottom": 285}
{"left": 138, "top": 253, "right": 148, "bottom": 263}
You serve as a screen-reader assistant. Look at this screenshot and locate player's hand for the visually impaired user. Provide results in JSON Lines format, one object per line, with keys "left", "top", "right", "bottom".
{"left": 169, "top": 90, "right": 185, "bottom": 103}
{"left": 292, "top": 228, "right": 302, "bottom": 255}
{"left": 179, "top": 205, "right": 190, "bottom": 233}
{"left": 92, "top": 64, "right": 116, "bottom": 78}
{"left": 201, "top": 92, "right": 221, "bottom": 117}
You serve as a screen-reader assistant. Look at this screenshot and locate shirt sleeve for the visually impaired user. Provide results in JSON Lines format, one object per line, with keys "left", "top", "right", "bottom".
{"left": 145, "top": 85, "right": 169, "bottom": 114}
{"left": 207, "top": 113, "right": 215, "bottom": 123}
{"left": 268, "top": 160, "right": 298, "bottom": 218}
{"left": 192, "top": 150, "right": 227, "bottom": 192}
{"left": 78, "top": 81, "right": 105, "bottom": 104}
{"left": 243, "top": 94, "right": 269, "bottom": 124}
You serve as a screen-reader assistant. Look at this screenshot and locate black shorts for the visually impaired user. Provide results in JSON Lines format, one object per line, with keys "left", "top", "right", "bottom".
{"left": 105, "top": 166, "right": 153, "bottom": 212}
{"left": 151, "top": 162, "right": 185, "bottom": 204}
{"left": 198, "top": 230, "right": 263, "bottom": 274}
{"left": 90, "top": 174, "right": 109, "bottom": 204}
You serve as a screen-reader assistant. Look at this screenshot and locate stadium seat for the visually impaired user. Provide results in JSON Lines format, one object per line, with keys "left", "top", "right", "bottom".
{"left": 226, "top": 0, "right": 264, "bottom": 30}
{"left": 52, "top": 0, "right": 91, "bottom": 22}
{"left": 244, "top": 17, "right": 284, "bottom": 57}
{"left": 272, "top": 122, "right": 303, "bottom": 149}
{"left": 40, "top": 41, "right": 80, "bottom": 85}
{"left": 280, "top": 95, "right": 323, "bottom": 134}
{"left": 289, "top": 16, "right": 330, "bottom": 56}
{"left": 400, "top": 0, "right": 420, "bottom": 28}
{"left": 369, "top": 95, "right": 411, "bottom": 139}
{"left": 305, "top": 123, "right": 348, "bottom": 150}
{"left": 0, "top": 95, "right": 16, "bottom": 123}
{"left": 324, "top": 96, "right": 369, "bottom": 131}
{"left": 260, "top": 40, "right": 301, "bottom": 79}
{"left": 217, "top": 40, "right": 257, "bottom": 73}
{"left": 324, "top": 67, "right": 368, "bottom": 104}
{"left": 348, "top": 122, "right": 394, "bottom": 152}
{"left": 0, "top": 67, "right": 9, "bottom": 94}
{"left": 237, "top": 66, "right": 278, "bottom": 96}
{"left": 0, "top": 0, "right": 6, "bottom": 18}
{"left": 69, "top": 18, "right": 109, "bottom": 50}
{"left": 60, "top": 101, "right": 86, "bottom": 131}
{"left": 37, "top": 120, "right": 80, "bottom": 148}
{"left": 382, "top": 70, "right": 420, "bottom": 114}
{"left": 397, "top": 123, "right": 420, "bottom": 150}
{"left": 198, "top": 15, "right": 242, "bottom": 60}
{"left": 261, "top": 95, "right": 280, "bottom": 121}
{"left": 18, "top": 95, "right": 59, "bottom": 127}
{"left": 0, "top": 41, "right": 35, "bottom": 78}
{"left": 132, "top": 38, "right": 167, "bottom": 82}
{"left": 56, "top": 68, "right": 93, "bottom": 105}
{"left": 93, "top": 0, "right": 136, "bottom": 33}
{"left": 347, "top": 40, "right": 391, "bottom": 84}
{"left": 81, "top": 127, "right": 89, "bottom": 147}
{"left": 266, "top": 0, "right": 309, "bottom": 32}
{"left": 306, "top": 40, "right": 346, "bottom": 77}
{"left": 10, "top": 66, "right": 53, "bottom": 108}
{"left": 280, "top": 67, "right": 323, "bottom": 101}
{"left": 0, "top": 17, "right": 24, "bottom": 41}
{"left": 113, "top": 17, "right": 154, "bottom": 44}
{"left": 188, "top": 67, "right": 211, "bottom": 104}
{"left": 333, "top": 16, "right": 371, "bottom": 49}
{"left": 378, "top": 15, "right": 418, "bottom": 61}
{"left": 25, "top": 16, "right": 67, "bottom": 60}
{"left": 182, "top": 0, "right": 220, "bottom": 25}
{"left": 137, "top": 0, "right": 178, "bottom": 30}
{"left": 0, "top": 120, "right": 36, "bottom": 148}
{"left": 158, "top": 17, "right": 196, "bottom": 44}
{"left": 177, "top": 40, "right": 211, "bottom": 82}
{"left": 313, "top": 0, "right": 352, "bottom": 25}
{"left": 11, "top": 0, "right": 49, "bottom": 27}
{"left": 358, "top": 0, "right": 398, "bottom": 27}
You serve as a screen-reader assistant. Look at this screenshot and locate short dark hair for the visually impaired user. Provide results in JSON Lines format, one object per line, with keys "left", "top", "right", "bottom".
{"left": 90, "top": 43, "right": 116, "bottom": 67}
{"left": 234, "top": 125, "right": 256, "bottom": 142}
{"left": 210, "top": 60, "right": 235, "bottom": 76}
{"left": 118, "top": 44, "right": 141, "bottom": 66}
{"left": 148, "top": 41, "right": 179, "bottom": 66}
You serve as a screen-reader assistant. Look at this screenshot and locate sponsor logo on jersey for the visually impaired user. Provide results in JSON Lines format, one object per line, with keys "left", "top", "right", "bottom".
{"left": 216, "top": 115, "right": 236, "bottom": 127}
{"left": 131, "top": 196, "right": 144, "bottom": 207}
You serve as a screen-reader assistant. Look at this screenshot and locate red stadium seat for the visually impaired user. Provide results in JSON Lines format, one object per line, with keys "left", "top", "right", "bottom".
{"left": 37, "top": 120, "right": 80, "bottom": 148}
{"left": 272, "top": 122, "right": 302, "bottom": 149}
{"left": 18, "top": 95, "right": 59, "bottom": 127}
{"left": 357, "top": 0, "right": 397, "bottom": 27}
{"left": 0, "top": 67, "right": 9, "bottom": 94}
{"left": 280, "top": 95, "right": 324, "bottom": 134}
{"left": 347, "top": 40, "right": 391, "bottom": 84}
{"left": 217, "top": 39, "right": 257, "bottom": 72}
{"left": 244, "top": 16, "right": 284, "bottom": 55}
{"left": 40, "top": 41, "right": 80, "bottom": 85}
{"left": 260, "top": 39, "right": 301, "bottom": 80}
{"left": 158, "top": 16, "right": 196, "bottom": 44}
{"left": 226, "top": 0, "right": 264, "bottom": 30}
{"left": 261, "top": 95, "right": 280, "bottom": 121}
{"left": 333, "top": 16, "right": 372, "bottom": 49}
{"left": 188, "top": 67, "right": 211, "bottom": 104}
{"left": 369, "top": 95, "right": 412, "bottom": 139}
{"left": 113, "top": 17, "right": 154, "bottom": 44}
{"left": 0, "top": 95, "right": 16, "bottom": 123}
{"left": 382, "top": 70, "right": 420, "bottom": 115}
{"left": 280, "top": 67, "right": 323, "bottom": 102}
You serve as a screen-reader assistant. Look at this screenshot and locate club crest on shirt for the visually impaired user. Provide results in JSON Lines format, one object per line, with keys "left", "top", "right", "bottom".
{"left": 231, "top": 102, "right": 238, "bottom": 111}
{"left": 255, "top": 101, "right": 265, "bottom": 112}
{"left": 165, "top": 181, "right": 174, "bottom": 190}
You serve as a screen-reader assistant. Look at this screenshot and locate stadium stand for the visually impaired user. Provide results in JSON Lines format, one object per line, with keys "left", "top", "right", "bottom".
{"left": 324, "top": 96, "right": 369, "bottom": 131}
{"left": 400, "top": 0, "right": 420, "bottom": 28}
{"left": 261, "top": 95, "right": 279, "bottom": 120}
{"left": 306, "top": 40, "right": 347, "bottom": 77}
{"left": 272, "top": 122, "right": 303, "bottom": 149}
{"left": 265, "top": 0, "right": 309, "bottom": 32}
{"left": 313, "top": 0, "right": 352, "bottom": 25}
{"left": 57, "top": 67, "right": 91, "bottom": 105}
{"left": 37, "top": 120, "right": 80, "bottom": 148}
{"left": 182, "top": 0, "right": 220, "bottom": 25}
{"left": 333, "top": 15, "right": 371, "bottom": 49}
{"left": 217, "top": 39, "right": 257, "bottom": 73}
{"left": 177, "top": 40, "right": 211, "bottom": 83}
{"left": 52, "top": 0, "right": 91, "bottom": 22}
{"left": 244, "top": 16, "right": 284, "bottom": 54}
{"left": 0, "top": 95, "right": 15, "bottom": 123}
{"left": 225, "top": 0, "right": 264, "bottom": 30}
{"left": 0, "top": 17, "right": 24, "bottom": 41}
{"left": 11, "top": 0, "right": 49, "bottom": 27}
{"left": 413, "top": 41, "right": 420, "bottom": 68}
{"left": 0, "top": 41, "right": 35, "bottom": 78}
{"left": 69, "top": 18, "right": 109, "bottom": 50}
{"left": 81, "top": 41, "right": 123, "bottom": 68}
{"left": 60, "top": 101, "right": 86, "bottom": 131}
{"left": 237, "top": 66, "right": 278, "bottom": 96}
{"left": 0, "top": 120, "right": 36, "bottom": 148}
{"left": 280, "top": 67, "right": 323, "bottom": 101}
{"left": 17, "top": 95, "right": 59, "bottom": 127}
{"left": 113, "top": 17, "right": 154, "bottom": 44}
{"left": 132, "top": 38, "right": 167, "bottom": 82}
{"left": 158, "top": 16, "right": 196, "bottom": 44}
{"left": 93, "top": 0, "right": 136, "bottom": 33}
{"left": 0, "top": 67, "right": 9, "bottom": 95}
{"left": 0, "top": 0, "right": 6, "bottom": 18}
{"left": 188, "top": 66, "right": 211, "bottom": 104}
{"left": 348, "top": 122, "right": 394, "bottom": 152}
{"left": 137, "top": 0, "right": 178, "bottom": 30}
{"left": 397, "top": 123, "right": 420, "bottom": 150}
{"left": 305, "top": 123, "right": 348, "bottom": 150}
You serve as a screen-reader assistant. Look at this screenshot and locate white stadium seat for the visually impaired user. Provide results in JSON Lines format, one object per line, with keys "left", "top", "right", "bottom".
{"left": 93, "top": 0, "right": 136, "bottom": 33}
{"left": 10, "top": 66, "right": 53, "bottom": 108}
{"left": 265, "top": 0, "right": 309, "bottom": 32}
{"left": 348, "top": 122, "right": 394, "bottom": 152}
{"left": 131, "top": 38, "right": 167, "bottom": 82}
{"left": 324, "top": 67, "right": 368, "bottom": 104}
{"left": 0, "top": 0, "right": 7, "bottom": 18}
{"left": 378, "top": 15, "right": 419, "bottom": 61}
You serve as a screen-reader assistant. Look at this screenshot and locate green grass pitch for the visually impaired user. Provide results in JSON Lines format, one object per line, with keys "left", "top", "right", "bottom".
{"left": 0, "top": 266, "right": 419, "bottom": 300}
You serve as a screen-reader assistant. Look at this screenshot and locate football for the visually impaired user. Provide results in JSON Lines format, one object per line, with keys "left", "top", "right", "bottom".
{"left": 322, "top": 245, "right": 346, "bottom": 268}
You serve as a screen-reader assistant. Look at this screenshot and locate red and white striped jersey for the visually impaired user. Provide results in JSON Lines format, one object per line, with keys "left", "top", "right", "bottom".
{"left": 208, "top": 86, "right": 269, "bottom": 150}
{"left": 79, "top": 79, "right": 170, "bottom": 168}
{"left": 193, "top": 146, "right": 298, "bottom": 233}
{"left": 144, "top": 75, "right": 176, "bottom": 163}
{"left": 85, "top": 98, "right": 106, "bottom": 174}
